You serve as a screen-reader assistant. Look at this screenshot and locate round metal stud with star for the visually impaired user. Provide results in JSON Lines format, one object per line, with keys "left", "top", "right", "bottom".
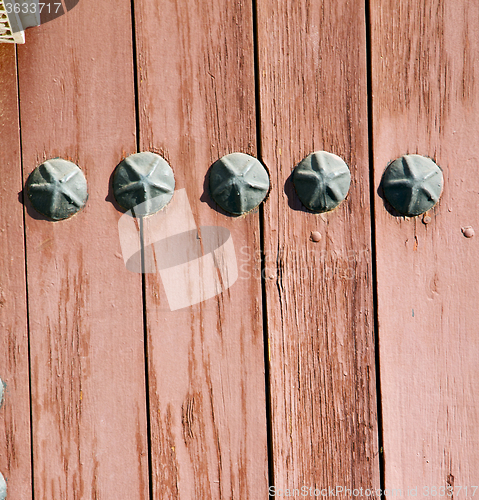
{"left": 382, "top": 154, "right": 443, "bottom": 216}
{"left": 113, "top": 152, "right": 175, "bottom": 217}
{"left": 26, "top": 159, "right": 88, "bottom": 221}
{"left": 209, "top": 152, "right": 270, "bottom": 215}
{"left": 292, "top": 151, "right": 351, "bottom": 213}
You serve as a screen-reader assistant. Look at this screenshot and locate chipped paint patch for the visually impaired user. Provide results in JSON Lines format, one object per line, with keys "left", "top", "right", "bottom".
{"left": 0, "top": 378, "right": 4, "bottom": 409}
{"left": 0, "top": 471, "right": 6, "bottom": 500}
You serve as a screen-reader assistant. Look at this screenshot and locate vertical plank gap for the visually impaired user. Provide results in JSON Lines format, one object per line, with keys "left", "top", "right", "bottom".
{"left": 130, "top": 0, "right": 141, "bottom": 152}
{"left": 131, "top": 0, "right": 153, "bottom": 497}
{"left": 252, "top": 0, "right": 275, "bottom": 496}
{"left": 259, "top": 207, "right": 275, "bottom": 498}
{"left": 139, "top": 217, "right": 153, "bottom": 500}
{"left": 15, "top": 44, "right": 35, "bottom": 500}
{"left": 364, "top": 2, "right": 385, "bottom": 498}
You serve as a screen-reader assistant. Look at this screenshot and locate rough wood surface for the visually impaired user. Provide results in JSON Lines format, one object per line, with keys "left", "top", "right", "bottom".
{"left": 370, "top": 0, "right": 479, "bottom": 492}
{"left": 133, "top": 0, "right": 268, "bottom": 497}
{"left": 16, "top": 2, "right": 149, "bottom": 498}
{"left": 256, "top": 0, "right": 380, "bottom": 492}
{"left": 0, "top": 44, "right": 32, "bottom": 500}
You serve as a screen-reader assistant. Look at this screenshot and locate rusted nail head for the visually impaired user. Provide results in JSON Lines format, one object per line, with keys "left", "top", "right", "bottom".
{"left": 209, "top": 152, "right": 270, "bottom": 215}
{"left": 113, "top": 152, "right": 175, "bottom": 217}
{"left": 310, "top": 231, "right": 322, "bottom": 242}
{"left": 462, "top": 226, "right": 475, "bottom": 238}
{"left": 293, "top": 151, "right": 351, "bottom": 213}
{"left": 26, "top": 159, "right": 88, "bottom": 221}
{"left": 382, "top": 155, "right": 443, "bottom": 216}
{"left": 422, "top": 215, "right": 432, "bottom": 224}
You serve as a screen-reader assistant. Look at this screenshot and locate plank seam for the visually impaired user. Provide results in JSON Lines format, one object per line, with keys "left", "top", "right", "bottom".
{"left": 15, "top": 43, "right": 35, "bottom": 500}
{"left": 251, "top": 0, "right": 275, "bottom": 496}
{"left": 364, "top": 1, "right": 386, "bottom": 497}
{"left": 139, "top": 218, "right": 153, "bottom": 500}
{"left": 130, "top": 0, "right": 153, "bottom": 497}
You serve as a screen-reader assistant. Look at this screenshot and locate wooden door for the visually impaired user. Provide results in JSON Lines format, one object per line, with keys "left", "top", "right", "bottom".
{"left": 0, "top": 0, "right": 477, "bottom": 498}
{"left": 370, "top": 0, "right": 479, "bottom": 493}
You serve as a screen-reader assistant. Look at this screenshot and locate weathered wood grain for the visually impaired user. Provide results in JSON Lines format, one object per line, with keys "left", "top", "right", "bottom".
{"left": 370, "top": 0, "right": 479, "bottom": 492}
{"left": 256, "top": 0, "right": 380, "bottom": 492}
{"left": 16, "top": 2, "right": 149, "bottom": 498}
{"left": 133, "top": 0, "right": 268, "bottom": 497}
{"left": 0, "top": 44, "right": 32, "bottom": 500}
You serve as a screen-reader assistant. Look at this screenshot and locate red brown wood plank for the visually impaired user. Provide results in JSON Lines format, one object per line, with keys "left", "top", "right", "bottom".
{"left": 0, "top": 44, "right": 32, "bottom": 500}
{"left": 370, "top": 0, "right": 479, "bottom": 491}
{"left": 17, "top": 3, "right": 149, "bottom": 498}
{"left": 133, "top": 0, "right": 268, "bottom": 497}
{"left": 256, "top": 0, "right": 380, "bottom": 492}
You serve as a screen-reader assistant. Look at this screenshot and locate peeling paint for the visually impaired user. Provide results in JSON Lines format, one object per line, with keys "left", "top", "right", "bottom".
{"left": 0, "top": 378, "right": 4, "bottom": 409}
{"left": 0, "top": 471, "right": 6, "bottom": 500}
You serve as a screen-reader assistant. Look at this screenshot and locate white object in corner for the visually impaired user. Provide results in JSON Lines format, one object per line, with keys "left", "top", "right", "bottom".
{"left": 0, "top": 0, "right": 41, "bottom": 44}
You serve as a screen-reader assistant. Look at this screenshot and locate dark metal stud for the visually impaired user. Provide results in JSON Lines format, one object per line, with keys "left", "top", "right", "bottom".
{"left": 209, "top": 152, "right": 270, "bottom": 215}
{"left": 293, "top": 151, "right": 351, "bottom": 213}
{"left": 113, "top": 152, "right": 175, "bottom": 217}
{"left": 382, "top": 154, "right": 443, "bottom": 216}
{"left": 26, "top": 159, "right": 88, "bottom": 221}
